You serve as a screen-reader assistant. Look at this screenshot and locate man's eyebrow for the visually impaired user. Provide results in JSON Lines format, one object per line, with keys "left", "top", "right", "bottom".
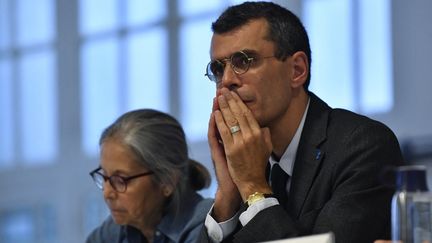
{"left": 213, "top": 49, "right": 258, "bottom": 60}
{"left": 241, "top": 49, "right": 259, "bottom": 55}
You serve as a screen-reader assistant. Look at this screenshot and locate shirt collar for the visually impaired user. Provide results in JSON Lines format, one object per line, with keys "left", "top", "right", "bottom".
{"left": 269, "top": 98, "right": 310, "bottom": 176}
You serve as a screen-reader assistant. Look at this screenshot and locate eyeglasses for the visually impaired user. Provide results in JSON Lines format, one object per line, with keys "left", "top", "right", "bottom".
{"left": 205, "top": 50, "right": 275, "bottom": 84}
{"left": 89, "top": 167, "right": 154, "bottom": 193}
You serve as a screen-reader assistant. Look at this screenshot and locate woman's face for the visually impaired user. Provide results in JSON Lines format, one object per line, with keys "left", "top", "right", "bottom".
{"left": 99, "top": 138, "right": 170, "bottom": 229}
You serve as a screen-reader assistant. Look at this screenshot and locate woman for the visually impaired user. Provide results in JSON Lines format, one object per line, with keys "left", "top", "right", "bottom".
{"left": 86, "top": 109, "right": 213, "bottom": 243}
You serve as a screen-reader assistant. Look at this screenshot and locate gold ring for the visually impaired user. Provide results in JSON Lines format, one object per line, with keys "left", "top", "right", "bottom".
{"left": 230, "top": 125, "right": 241, "bottom": 134}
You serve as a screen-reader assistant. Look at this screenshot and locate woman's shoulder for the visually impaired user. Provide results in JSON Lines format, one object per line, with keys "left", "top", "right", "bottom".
{"left": 86, "top": 216, "right": 123, "bottom": 243}
{"left": 176, "top": 197, "right": 213, "bottom": 243}
{"left": 159, "top": 192, "right": 213, "bottom": 242}
{"left": 191, "top": 197, "right": 213, "bottom": 220}
{"left": 187, "top": 196, "right": 213, "bottom": 227}
{"left": 177, "top": 192, "right": 213, "bottom": 227}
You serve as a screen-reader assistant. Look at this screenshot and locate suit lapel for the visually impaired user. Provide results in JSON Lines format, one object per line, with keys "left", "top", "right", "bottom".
{"left": 286, "top": 92, "right": 330, "bottom": 218}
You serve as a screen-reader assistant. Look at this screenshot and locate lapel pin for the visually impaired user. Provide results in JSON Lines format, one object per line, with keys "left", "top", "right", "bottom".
{"left": 315, "top": 149, "right": 321, "bottom": 160}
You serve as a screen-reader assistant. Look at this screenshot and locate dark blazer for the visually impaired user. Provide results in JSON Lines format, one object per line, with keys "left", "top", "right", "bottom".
{"left": 199, "top": 92, "right": 404, "bottom": 243}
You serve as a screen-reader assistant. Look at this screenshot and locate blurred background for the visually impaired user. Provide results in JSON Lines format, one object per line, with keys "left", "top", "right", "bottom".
{"left": 1, "top": 0, "right": 431, "bottom": 242}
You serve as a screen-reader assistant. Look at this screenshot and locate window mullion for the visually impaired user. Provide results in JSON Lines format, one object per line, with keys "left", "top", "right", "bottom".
{"left": 168, "top": 0, "right": 180, "bottom": 117}
{"left": 351, "top": 0, "right": 361, "bottom": 112}
{"left": 56, "top": 0, "right": 81, "bottom": 161}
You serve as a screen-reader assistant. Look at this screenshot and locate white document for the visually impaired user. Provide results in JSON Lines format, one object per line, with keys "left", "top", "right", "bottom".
{"left": 261, "top": 232, "right": 334, "bottom": 243}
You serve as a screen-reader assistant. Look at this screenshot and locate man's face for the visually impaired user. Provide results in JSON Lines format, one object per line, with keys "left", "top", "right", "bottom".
{"left": 210, "top": 19, "right": 296, "bottom": 127}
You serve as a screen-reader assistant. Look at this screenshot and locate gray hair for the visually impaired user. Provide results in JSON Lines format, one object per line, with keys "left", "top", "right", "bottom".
{"left": 99, "top": 109, "right": 210, "bottom": 209}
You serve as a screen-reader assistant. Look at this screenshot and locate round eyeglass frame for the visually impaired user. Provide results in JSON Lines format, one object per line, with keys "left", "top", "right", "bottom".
{"left": 89, "top": 167, "right": 154, "bottom": 193}
{"left": 205, "top": 50, "right": 275, "bottom": 84}
{"left": 205, "top": 51, "right": 254, "bottom": 83}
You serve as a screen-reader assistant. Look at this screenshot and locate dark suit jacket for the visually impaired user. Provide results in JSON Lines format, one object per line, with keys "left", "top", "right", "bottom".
{"left": 199, "top": 92, "right": 404, "bottom": 243}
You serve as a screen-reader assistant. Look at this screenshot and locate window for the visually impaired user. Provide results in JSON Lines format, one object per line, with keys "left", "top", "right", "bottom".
{"left": 0, "top": 60, "right": 13, "bottom": 167}
{"left": 180, "top": 19, "right": 217, "bottom": 141}
{"left": 0, "top": 206, "right": 57, "bottom": 243}
{"left": 19, "top": 51, "right": 57, "bottom": 163}
{"left": 82, "top": 194, "right": 109, "bottom": 236}
{"left": 79, "top": 0, "right": 169, "bottom": 155}
{"left": 0, "top": 0, "right": 56, "bottom": 166}
{"left": 303, "top": 0, "right": 393, "bottom": 114}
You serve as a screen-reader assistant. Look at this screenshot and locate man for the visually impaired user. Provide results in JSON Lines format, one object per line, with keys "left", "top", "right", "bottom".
{"left": 200, "top": 2, "right": 403, "bottom": 243}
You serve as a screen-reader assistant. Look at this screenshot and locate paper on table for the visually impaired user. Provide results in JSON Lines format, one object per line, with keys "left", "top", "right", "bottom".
{"left": 260, "top": 232, "right": 334, "bottom": 243}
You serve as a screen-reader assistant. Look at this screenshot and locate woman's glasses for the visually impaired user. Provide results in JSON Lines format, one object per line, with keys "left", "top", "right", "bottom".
{"left": 89, "top": 167, "right": 154, "bottom": 193}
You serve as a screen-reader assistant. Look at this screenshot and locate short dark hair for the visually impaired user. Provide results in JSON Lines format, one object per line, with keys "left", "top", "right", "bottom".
{"left": 212, "top": 1, "right": 312, "bottom": 90}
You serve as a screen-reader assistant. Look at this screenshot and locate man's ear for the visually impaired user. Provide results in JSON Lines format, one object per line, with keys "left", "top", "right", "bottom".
{"left": 291, "top": 51, "right": 309, "bottom": 88}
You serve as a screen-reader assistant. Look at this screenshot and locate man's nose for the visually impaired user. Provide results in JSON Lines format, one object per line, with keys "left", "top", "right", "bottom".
{"left": 220, "top": 64, "right": 241, "bottom": 90}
